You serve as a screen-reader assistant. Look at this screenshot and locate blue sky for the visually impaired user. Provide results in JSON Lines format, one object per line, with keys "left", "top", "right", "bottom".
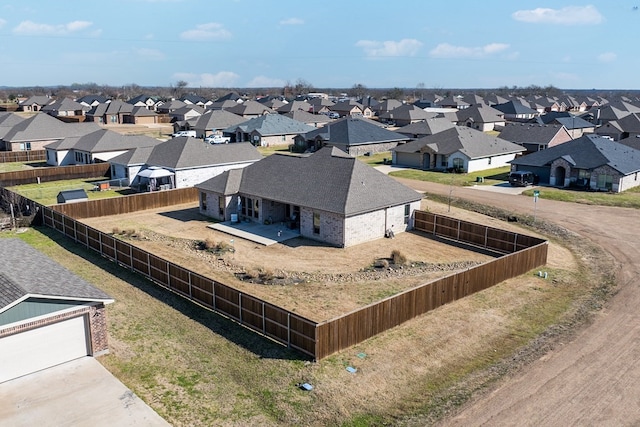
{"left": 0, "top": 1, "right": 638, "bottom": 89}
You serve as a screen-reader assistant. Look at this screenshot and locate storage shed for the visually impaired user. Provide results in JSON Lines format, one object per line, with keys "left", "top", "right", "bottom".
{"left": 56, "top": 189, "right": 89, "bottom": 204}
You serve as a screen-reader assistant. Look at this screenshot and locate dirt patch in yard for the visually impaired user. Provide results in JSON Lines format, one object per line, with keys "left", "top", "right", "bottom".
{"left": 80, "top": 200, "right": 549, "bottom": 321}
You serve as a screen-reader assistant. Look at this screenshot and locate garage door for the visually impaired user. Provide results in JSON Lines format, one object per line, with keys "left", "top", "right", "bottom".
{"left": 0, "top": 315, "right": 89, "bottom": 383}
{"left": 396, "top": 152, "right": 423, "bottom": 168}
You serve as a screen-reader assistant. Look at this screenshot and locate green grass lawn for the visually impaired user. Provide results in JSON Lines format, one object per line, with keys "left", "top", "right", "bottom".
{"left": 358, "top": 151, "right": 392, "bottom": 165}
{"left": 521, "top": 186, "right": 640, "bottom": 208}
{"left": 0, "top": 161, "right": 48, "bottom": 173}
{"left": 390, "top": 166, "right": 511, "bottom": 186}
{"left": 257, "top": 146, "right": 293, "bottom": 156}
{"left": 8, "top": 178, "right": 126, "bottom": 205}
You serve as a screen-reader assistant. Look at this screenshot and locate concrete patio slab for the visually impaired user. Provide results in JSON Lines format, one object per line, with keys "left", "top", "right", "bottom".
{"left": 208, "top": 220, "right": 301, "bottom": 246}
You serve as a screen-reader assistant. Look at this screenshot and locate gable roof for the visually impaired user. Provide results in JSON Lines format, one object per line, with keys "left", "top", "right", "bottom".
{"left": 498, "top": 123, "right": 570, "bottom": 144}
{"left": 192, "top": 109, "right": 246, "bottom": 131}
{"left": 2, "top": 113, "right": 101, "bottom": 142}
{"left": 226, "top": 114, "right": 315, "bottom": 136}
{"left": 395, "top": 118, "right": 456, "bottom": 137}
{"left": 196, "top": 147, "right": 422, "bottom": 217}
{"left": 511, "top": 134, "right": 640, "bottom": 175}
{"left": 57, "top": 189, "right": 88, "bottom": 201}
{"left": 50, "top": 129, "right": 162, "bottom": 153}
{"left": 226, "top": 100, "right": 274, "bottom": 116}
{"left": 456, "top": 104, "right": 504, "bottom": 123}
{"left": 0, "top": 238, "right": 112, "bottom": 312}
{"left": 283, "top": 110, "right": 331, "bottom": 125}
{"left": 379, "top": 104, "right": 434, "bottom": 121}
{"left": 492, "top": 100, "right": 538, "bottom": 115}
{"left": 109, "top": 145, "right": 156, "bottom": 166}
{"left": 146, "top": 138, "right": 262, "bottom": 169}
{"left": 393, "top": 126, "right": 524, "bottom": 159}
{"left": 41, "top": 97, "right": 88, "bottom": 113}
{"left": 302, "top": 117, "right": 409, "bottom": 145}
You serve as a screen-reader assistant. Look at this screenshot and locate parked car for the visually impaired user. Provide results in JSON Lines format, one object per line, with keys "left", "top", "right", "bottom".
{"left": 205, "top": 134, "right": 230, "bottom": 144}
{"left": 509, "top": 171, "right": 538, "bottom": 187}
{"left": 172, "top": 130, "right": 196, "bottom": 138}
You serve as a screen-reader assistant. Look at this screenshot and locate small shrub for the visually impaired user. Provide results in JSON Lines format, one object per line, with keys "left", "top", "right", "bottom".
{"left": 112, "top": 227, "right": 121, "bottom": 235}
{"left": 204, "top": 238, "right": 217, "bottom": 250}
{"left": 244, "top": 268, "right": 261, "bottom": 280}
{"left": 374, "top": 259, "right": 390, "bottom": 269}
{"left": 125, "top": 229, "right": 136, "bottom": 236}
{"left": 391, "top": 249, "right": 407, "bottom": 265}
{"left": 259, "top": 268, "right": 275, "bottom": 282}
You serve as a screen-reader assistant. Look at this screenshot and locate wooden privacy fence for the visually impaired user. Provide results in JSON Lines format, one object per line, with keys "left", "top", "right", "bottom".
{"left": 51, "top": 187, "right": 199, "bottom": 219}
{"left": 39, "top": 206, "right": 319, "bottom": 358}
{"left": 0, "top": 163, "right": 110, "bottom": 187}
{"left": 0, "top": 150, "right": 46, "bottom": 163}
{"left": 3, "top": 175, "right": 547, "bottom": 361}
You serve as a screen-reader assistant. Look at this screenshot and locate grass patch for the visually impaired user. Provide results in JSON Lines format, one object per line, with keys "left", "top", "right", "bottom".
{"left": 521, "top": 186, "right": 640, "bottom": 208}
{"left": 357, "top": 151, "right": 391, "bottom": 165}
{"left": 390, "top": 166, "right": 511, "bottom": 186}
{"left": 8, "top": 178, "right": 123, "bottom": 205}
{"left": 257, "top": 146, "right": 293, "bottom": 157}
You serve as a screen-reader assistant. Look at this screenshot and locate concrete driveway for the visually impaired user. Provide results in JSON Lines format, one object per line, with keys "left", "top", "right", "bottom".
{"left": 0, "top": 357, "right": 170, "bottom": 427}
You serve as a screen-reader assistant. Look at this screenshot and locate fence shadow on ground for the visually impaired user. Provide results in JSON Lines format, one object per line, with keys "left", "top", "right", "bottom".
{"left": 34, "top": 225, "right": 308, "bottom": 361}
{"left": 158, "top": 207, "right": 211, "bottom": 222}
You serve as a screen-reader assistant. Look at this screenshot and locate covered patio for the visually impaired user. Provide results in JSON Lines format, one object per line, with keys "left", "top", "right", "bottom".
{"left": 208, "top": 220, "right": 301, "bottom": 246}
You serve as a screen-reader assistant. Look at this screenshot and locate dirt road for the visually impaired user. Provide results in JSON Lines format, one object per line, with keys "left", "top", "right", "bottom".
{"left": 398, "top": 180, "right": 640, "bottom": 426}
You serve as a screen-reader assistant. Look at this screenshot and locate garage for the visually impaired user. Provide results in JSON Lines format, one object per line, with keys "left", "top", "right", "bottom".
{"left": 395, "top": 151, "right": 423, "bottom": 168}
{"left": 0, "top": 315, "right": 89, "bottom": 383}
{"left": 0, "top": 238, "right": 113, "bottom": 383}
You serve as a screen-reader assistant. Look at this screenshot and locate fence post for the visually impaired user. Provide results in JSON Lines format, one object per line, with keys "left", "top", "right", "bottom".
{"left": 262, "top": 302, "right": 265, "bottom": 334}
{"left": 457, "top": 219, "right": 461, "bottom": 240}
{"left": 188, "top": 271, "right": 192, "bottom": 298}
{"left": 513, "top": 233, "right": 518, "bottom": 253}
{"left": 484, "top": 226, "right": 488, "bottom": 248}
{"left": 432, "top": 213, "right": 437, "bottom": 235}
{"left": 239, "top": 292, "right": 243, "bottom": 323}
{"left": 287, "top": 313, "right": 291, "bottom": 349}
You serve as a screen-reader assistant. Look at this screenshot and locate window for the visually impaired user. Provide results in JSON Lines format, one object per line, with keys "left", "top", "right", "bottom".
{"left": 313, "top": 212, "right": 320, "bottom": 234}
{"left": 440, "top": 155, "right": 448, "bottom": 167}
{"left": 404, "top": 204, "right": 410, "bottom": 224}
{"left": 200, "top": 193, "right": 207, "bottom": 211}
{"left": 19, "top": 142, "right": 31, "bottom": 151}
{"left": 578, "top": 169, "right": 590, "bottom": 180}
{"left": 218, "top": 197, "right": 225, "bottom": 216}
{"left": 453, "top": 158, "right": 464, "bottom": 172}
{"left": 597, "top": 174, "right": 613, "bottom": 190}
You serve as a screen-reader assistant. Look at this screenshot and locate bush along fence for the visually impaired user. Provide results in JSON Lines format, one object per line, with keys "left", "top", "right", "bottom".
{"left": 1, "top": 184, "right": 547, "bottom": 360}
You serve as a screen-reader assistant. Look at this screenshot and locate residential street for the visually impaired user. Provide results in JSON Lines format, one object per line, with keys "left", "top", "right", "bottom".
{"left": 396, "top": 179, "right": 640, "bottom": 426}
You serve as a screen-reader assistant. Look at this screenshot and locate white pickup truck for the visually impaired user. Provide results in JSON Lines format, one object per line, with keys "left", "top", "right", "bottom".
{"left": 205, "top": 134, "right": 231, "bottom": 144}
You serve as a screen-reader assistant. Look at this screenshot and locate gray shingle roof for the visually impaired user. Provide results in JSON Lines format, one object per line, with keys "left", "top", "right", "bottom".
{"left": 225, "top": 114, "right": 315, "bottom": 136}
{"left": 197, "top": 147, "right": 422, "bottom": 217}
{"left": 193, "top": 110, "right": 245, "bottom": 132}
{"left": 2, "top": 113, "right": 101, "bottom": 142}
{"left": 302, "top": 117, "right": 409, "bottom": 146}
{"left": 393, "top": 126, "right": 524, "bottom": 159}
{"left": 511, "top": 134, "right": 640, "bottom": 175}
{"left": 396, "top": 118, "right": 455, "bottom": 137}
{"left": 498, "top": 123, "right": 569, "bottom": 145}
{"left": 146, "top": 138, "right": 262, "bottom": 169}
{"left": 0, "top": 238, "right": 112, "bottom": 311}
{"left": 64, "top": 129, "right": 162, "bottom": 153}
{"left": 226, "top": 100, "right": 274, "bottom": 116}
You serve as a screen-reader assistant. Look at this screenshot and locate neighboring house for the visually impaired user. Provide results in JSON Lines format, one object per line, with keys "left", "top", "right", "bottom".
{"left": 226, "top": 100, "right": 274, "bottom": 118}
{"left": 56, "top": 189, "right": 89, "bottom": 204}
{"left": 0, "top": 238, "right": 113, "bottom": 383}
{"left": 180, "top": 94, "right": 212, "bottom": 108}
{"left": 492, "top": 100, "right": 539, "bottom": 122}
{"left": 1, "top": 113, "right": 101, "bottom": 152}
{"left": 208, "top": 99, "right": 243, "bottom": 111}
{"left": 391, "top": 126, "right": 525, "bottom": 173}
{"left": 455, "top": 104, "right": 505, "bottom": 131}
{"left": 224, "top": 114, "right": 315, "bottom": 147}
{"left": 330, "top": 100, "right": 372, "bottom": 118}
{"left": 156, "top": 100, "right": 187, "bottom": 115}
{"left": 308, "top": 97, "right": 335, "bottom": 115}
{"left": 596, "top": 113, "right": 640, "bottom": 141}
{"left": 41, "top": 98, "right": 89, "bottom": 120}
{"left": 395, "top": 118, "right": 455, "bottom": 139}
{"left": 18, "top": 95, "right": 52, "bottom": 112}
{"left": 76, "top": 95, "right": 109, "bottom": 108}
{"left": 191, "top": 109, "right": 246, "bottom": 139}
{"left": 372, "top": 99, "right": 403, "bottom": 116}
{"left": 498, "top": 123, "right": 572, "bottom": 153}
{"left": 379, "top": 104, "right": 435, "bottom": 126}
{"left": 283, "top": 110, "right": 331, "bottom": 128}
{"left": 128, "top": 106, "right": 159, "bottom": 125}
{"left": 114, "top": 137, "right": 262, "bottom": 191}
{"left": 44, "top": 128, "right": 161, "bottom": 166}
{"left": 276, "top": 100, "right": 312, "bottom": 114}
{"left": 547, "top": 116, "right": 596, "bottom": 139}
{"left": 510, "top": 134, "right": 640, "bottom": 192}
{"left": 195, "top": 146, "right": 423, "bottom": 247}
{"left": 259, "top": 97, "right": 287, "bottom": 110}
{"left": 128, "top": 95, "right": 162, "bottom": 111}
{"left": 169, "top": 104, "right": 205, "bottom": 122}
{"left": 436, "top": 96, "right": 470, "bottom": 110}
{"left": 86, "top": 100, "right": 133, "bottom": 124}
{"left": 295, "top": 116, "right": 410, "bottom": 156}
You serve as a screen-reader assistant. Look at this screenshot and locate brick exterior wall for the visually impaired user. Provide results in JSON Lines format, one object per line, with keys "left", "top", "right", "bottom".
{"left": 0, "top": 303, "right": 110, "bottom": 356}
{"left": 330, "top": 141, "right": 400, "bottom": 157}
{"left": 300, "top": 207, "right": 344, "bottom": 247}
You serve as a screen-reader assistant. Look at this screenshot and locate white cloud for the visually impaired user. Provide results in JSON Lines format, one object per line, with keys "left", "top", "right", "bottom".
{"left": 512, "top": 6, "right": 603, "bottom": 25}
{"left": 280, "top": 17, "right": 304, "bottom": 25}
{"left": 0, "top": 18, "right": 7, "bottom": 29}
{"left": 133, "top": 48, "right": 165, "bottom": 61}
{"left": 173, "top": 71, "right": 239, "bottom": 87}
{"left": 597, "top": 52, "right": 617, "bottom": 63}
{"left": 245, "top": 76, "right": 286, "bottom": 87}
{"left": 13, "top": 20, "right": 93, "bottom": 35}
{"left": 429, "top": 42, "right": 510, "bottom": 58}
{"left": 180, "top": 23, "right": 231, "bottom": 41}
{"left": 355, "top": 38, "right": 422, "bottom": 57}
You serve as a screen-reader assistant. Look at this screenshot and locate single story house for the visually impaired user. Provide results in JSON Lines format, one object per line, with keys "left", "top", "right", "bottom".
{"left": 225, "top": 100, "right": 274, "bottom": 118}
{"left": 85, "top": 100, "right": 134, "bottom": 124}
{"left": 392, "top": 126, "right": 525, "bottom": 173}
{"left": 510, "top": 134, "right": 640, "bottom": 192}
{"left": 378, "top": 104, "right": 435, "bottom": 126}
{"left": 195, "top": 147, "right": 423, "bottom": 247}
{"left": 329, "top": 100, "right": 373, "bottom": 118}
{"left": 191, "top": 109, "right": 246, "bottom": 139}
{"left": 41, "top": 98, "right": 89, "bottom": 121}
{"left": 395, "top": 118, "right": 455, "bottom": 139}
{"left": 492, "top": 100, "right": 539, "bottom": 122}
{"left": 498, "top": 123, "right": 572, "bottom": 154}
{"left": 223, "top": 114, "right": 315, "bottom": 147}
{"left": 0, "top": 239, "right": 113, "bottom": 383}
{"left": 1, "top": 113, "right": 101, "bottom": 152}
{"left": 18, "top": 95, "right": 52, "bottom": 112}
{"left": 44, "top": 128, "right": 162, "bottom": 166}
{"left": 455, "top": 104, "right": 506, "bottom": 132}
{"left": 111, "top": 137, "right": 262, "bottom": 191}
{"left": 283, "top": 110, "right": 331, "bottom": 128}
{"left": 294, "top": 117, "right": 410, "bottom": 156}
